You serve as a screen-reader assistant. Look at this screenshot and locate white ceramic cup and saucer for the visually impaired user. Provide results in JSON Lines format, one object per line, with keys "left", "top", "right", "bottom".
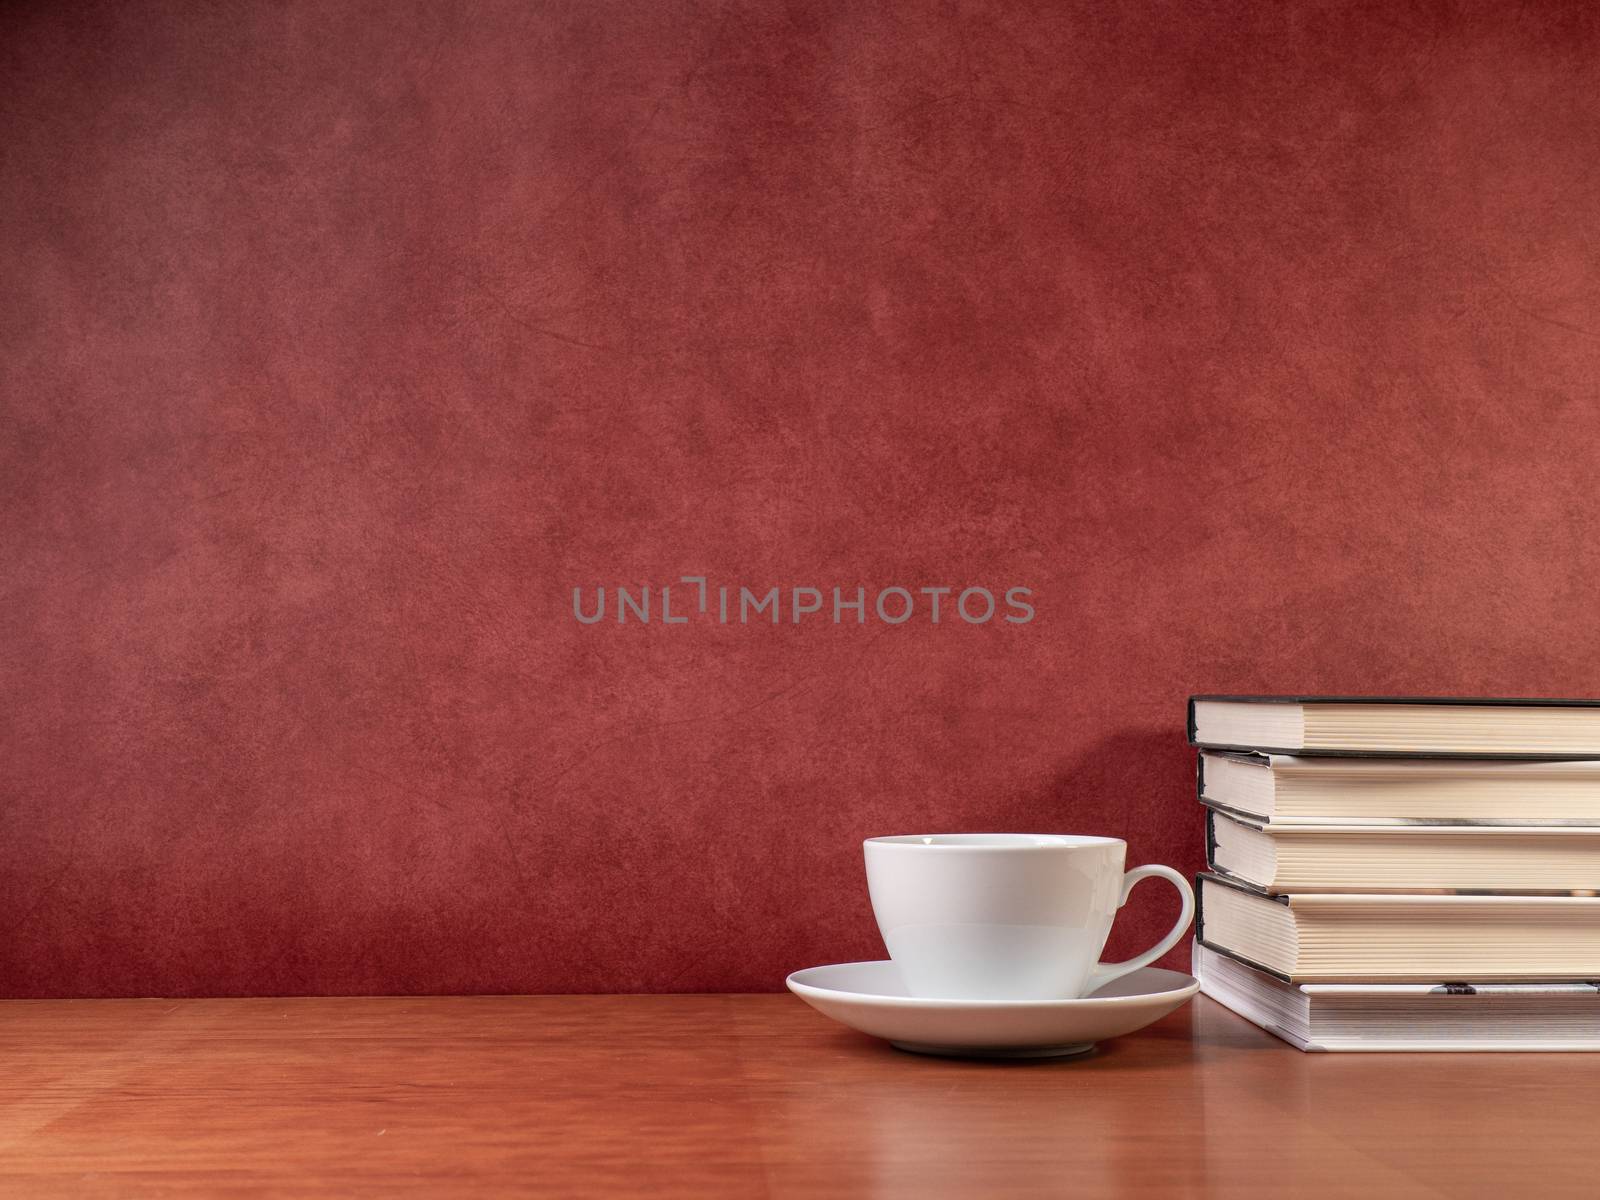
{"left": 786, "top": 834, "right": 1198, "bottom": 1057}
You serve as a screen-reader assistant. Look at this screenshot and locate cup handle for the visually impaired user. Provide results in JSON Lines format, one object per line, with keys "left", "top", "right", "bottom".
{"left": 1086, "top": 865, "right": 1195, "bottom": 994}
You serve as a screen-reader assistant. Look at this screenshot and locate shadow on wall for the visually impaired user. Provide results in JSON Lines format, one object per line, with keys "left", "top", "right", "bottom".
{"left": 817, "top": 725, "right": 1204, "bottom": 982}
{"left": 1021, "top": 726, "right": 1201, "bottom": 837}
{"left": 1021, "top": 726, "right": 1206, "bottom": 966}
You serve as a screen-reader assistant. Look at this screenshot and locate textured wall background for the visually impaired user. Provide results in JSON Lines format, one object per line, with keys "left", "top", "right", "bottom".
{"left": 5, "top": 1, "right": 1600, "bottom": 997}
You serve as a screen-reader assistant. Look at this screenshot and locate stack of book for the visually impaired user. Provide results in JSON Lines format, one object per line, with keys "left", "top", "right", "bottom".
{"left": 1187, "top": 695, "right": 1600, "bottom": 1051}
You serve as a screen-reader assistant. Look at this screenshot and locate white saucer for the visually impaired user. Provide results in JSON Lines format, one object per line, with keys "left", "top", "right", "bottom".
{"left": 785, "top": 961, "right": 1198, "bottom": 1058}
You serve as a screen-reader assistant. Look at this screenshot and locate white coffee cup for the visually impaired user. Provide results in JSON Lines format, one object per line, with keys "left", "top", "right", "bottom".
{"left": 864, "top": 834, "right": 1194, "bottom": 1002}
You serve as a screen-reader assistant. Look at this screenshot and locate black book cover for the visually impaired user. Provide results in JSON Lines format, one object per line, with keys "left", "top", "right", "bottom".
{"left": 1194, "top": 750, "right": 1269, "bottom": 811}
{"left": 1188, "top": 695, "right": 1600, "bottom": 759}
{"left": 1194, "top": 871, "right": 1295, "bottom": 983}
{"left": 1203, "top": 809, "right": 1267, "bottom": 881}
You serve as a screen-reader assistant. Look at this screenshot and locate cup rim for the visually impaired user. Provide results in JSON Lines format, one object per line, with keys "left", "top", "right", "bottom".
{"left": 864, "top": 833, "right": 1125, "bottom": 850}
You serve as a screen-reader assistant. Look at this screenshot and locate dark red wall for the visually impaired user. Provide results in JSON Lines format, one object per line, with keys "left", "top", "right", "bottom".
{"left": 5, "top": 1, "right": 1600, "bottom": 997}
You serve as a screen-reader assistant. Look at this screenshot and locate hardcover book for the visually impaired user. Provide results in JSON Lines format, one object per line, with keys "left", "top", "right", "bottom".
{"left": 1198, "top": 751, "right": 1600, "bottom": 825}
{"left": 1195, "top": 871, "right": 1600, "bottom": 982}
{"left": 1193, "top": 941, "right": 1600, "bottom": 1052}
{"left": 1204, "top": 807, "right": 1600, "bottom": 893}
{"left": 1189, "top": 695, "right": 1600, "bottom": 758}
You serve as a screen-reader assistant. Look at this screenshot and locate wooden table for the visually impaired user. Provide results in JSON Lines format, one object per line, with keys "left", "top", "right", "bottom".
{"left": 0, "top": 992, "right": 1590, "bottom": 1197}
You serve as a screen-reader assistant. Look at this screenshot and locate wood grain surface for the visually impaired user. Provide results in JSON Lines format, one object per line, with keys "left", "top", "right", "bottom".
{"left": 0, "top": 993, "right": 1590, "bottom": 1197}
